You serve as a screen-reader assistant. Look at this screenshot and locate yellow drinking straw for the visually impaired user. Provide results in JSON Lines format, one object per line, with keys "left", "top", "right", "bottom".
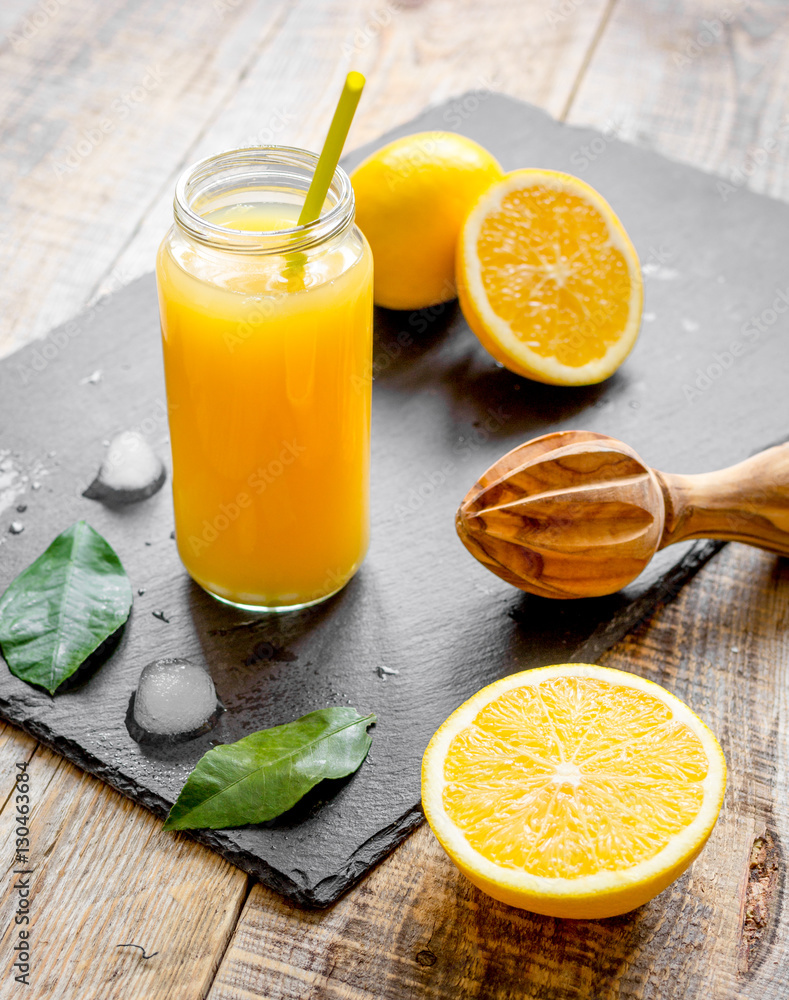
{"left": 298, "top": 71, "right": 365, "bottom": 226}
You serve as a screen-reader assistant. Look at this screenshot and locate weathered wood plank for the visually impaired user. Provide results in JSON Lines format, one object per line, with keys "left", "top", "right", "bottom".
{"left": 0, "top": 0, "right": 289, "bottom": 357}
{"left": 567, "top": 0, "right": 789, "bottom": 200}
{"left": 0, "top": 737, "right": 248, "bottom": 1000}
{"left": 207, "top": 545, "right": 789, "bottom": 1000}
{"left": 99, "top": 0, "right": 612, "bottom": 290}
{"left": 0, "top": 0, "right": 611, "bottom": 357}
{"left": 0, "top": 724, "right": 37, "bottom": 807}
{"left": 206, "top": 3, "right": 789, "bottom": 990}
{"left": 3, "top": 2, "right": 788, "bottom": 998}
{"left": 0, "top": 2, "right": 615, "bottom": 993}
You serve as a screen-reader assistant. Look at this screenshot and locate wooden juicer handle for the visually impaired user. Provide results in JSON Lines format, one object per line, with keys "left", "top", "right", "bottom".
{"left": 655, "top": 442, "right": 789, "bottom": 555}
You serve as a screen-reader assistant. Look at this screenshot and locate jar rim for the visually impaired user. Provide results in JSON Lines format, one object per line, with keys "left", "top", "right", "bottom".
{"left": 173, "top": 145, "right": 355, "bottom": 254}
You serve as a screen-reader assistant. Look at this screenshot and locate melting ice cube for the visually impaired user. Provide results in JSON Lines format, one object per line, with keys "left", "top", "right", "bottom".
{"left": 130, "top": 658, "right": 221, "bottom": 743}
{"left": 83, "top": 430, "right": 166, "bottom": 505}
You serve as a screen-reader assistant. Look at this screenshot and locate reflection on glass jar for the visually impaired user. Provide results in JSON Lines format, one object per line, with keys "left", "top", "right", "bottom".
{"left": 156, "top": 146, "right": 373, "bottom": 612}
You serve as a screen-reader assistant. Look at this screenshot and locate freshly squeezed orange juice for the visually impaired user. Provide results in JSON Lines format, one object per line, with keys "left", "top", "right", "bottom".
{"left": 156, "top": 148, "right": 373, "bottom": 610}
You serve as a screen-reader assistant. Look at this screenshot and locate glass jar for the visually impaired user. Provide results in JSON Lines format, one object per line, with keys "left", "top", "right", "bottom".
{"left": 156, "top": 146, "right": 373, "bottom": 612}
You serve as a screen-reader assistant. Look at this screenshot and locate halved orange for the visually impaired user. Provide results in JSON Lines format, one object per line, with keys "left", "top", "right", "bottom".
{"left": 457, "top": 170, "right": 643, "bottom": 385}
{"left": 422, "top": 664, "right": 726, "bottom": 919}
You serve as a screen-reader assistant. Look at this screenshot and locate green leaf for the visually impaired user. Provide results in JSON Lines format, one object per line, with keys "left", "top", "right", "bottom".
{"left": 164, "top": 707, "right": 376, "bottom": 831}
{"left": 0, "top": 521, "right": 132, "bottom": 694}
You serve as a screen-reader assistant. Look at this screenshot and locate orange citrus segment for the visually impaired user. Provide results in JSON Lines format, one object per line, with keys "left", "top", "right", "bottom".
{"left": 457, "top": 170, "right": 643, "bottom": 385}
{"left": 422, "top": 664, "right": 726, "bottom": 919}
{"left": 443, "top": 678, "right": 707, "bottom": 877}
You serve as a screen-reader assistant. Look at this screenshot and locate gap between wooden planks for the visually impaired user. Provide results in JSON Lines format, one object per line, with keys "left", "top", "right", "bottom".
{"left": 0, "top": 732, "right": 248, "bottom": 999}
{"left": 0, "top": 0, "right": 610, "bottom": 357}
{"left": 0, "top": 0, "right": 788, "bottom": 997}
{"left": 0, "top": 0, "right": 612, "bottom": 996}
{"left": 204, "top": 1, "right": 789, "bottom": 996}
{"left": 207, "top": 544, "right": 789, "bottom": 1000}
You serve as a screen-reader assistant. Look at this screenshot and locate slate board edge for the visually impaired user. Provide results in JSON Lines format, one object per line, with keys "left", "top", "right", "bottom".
{"left": 1, "top": 696, "right": 425, "bottom": 907}
{"left": 346, "top": 90, "right": 778, "bottom": 207}
{"left": 571, "top": 539, "right": 725, "bottom": 663}
{"left": 0, "top": 540, "right": 722, "bottom": 907}
{"left": 0, "top": 91, "right": 758, "bottom": 905}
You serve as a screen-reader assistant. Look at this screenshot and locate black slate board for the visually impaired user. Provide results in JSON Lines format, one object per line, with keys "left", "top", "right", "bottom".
{"left": 1, "top": 94, "right": 787, "bottom": 907}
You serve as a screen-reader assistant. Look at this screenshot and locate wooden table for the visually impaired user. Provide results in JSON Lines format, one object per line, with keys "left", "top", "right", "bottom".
{"left": 1, "top": 1, "right": 787, "bottom": 997}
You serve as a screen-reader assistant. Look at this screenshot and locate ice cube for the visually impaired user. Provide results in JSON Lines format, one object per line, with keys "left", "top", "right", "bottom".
{"left": 83, "top": 430, "right": 166, "bottom": 505}
{"left": 133, "top": 658, "right": 218, "bottom": 737}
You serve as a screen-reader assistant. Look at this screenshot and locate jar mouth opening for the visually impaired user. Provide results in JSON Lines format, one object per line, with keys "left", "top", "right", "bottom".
{"left": 173, "top": 145, "right": 355, "bottom": 254}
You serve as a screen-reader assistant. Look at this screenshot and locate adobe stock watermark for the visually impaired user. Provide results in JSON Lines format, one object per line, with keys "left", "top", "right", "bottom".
{"left": 545, "top": 0, "right": 589, "bottom": 28}
{"left": 341, "top": 1, "right": 403, "bottom": 57}
{"left": 569, "top": 119, "right": 624, "bottom": 172}
{"left": 223, "top": 288, "right": 294, "bottom": 354}
{"left": 641, "top": 243, "right": 677, "bottom": 281}
{"left": 442, "top": 75, "right": 499, "bottom": 129}
{"left": 241, "top": 108, "right": 295, "bottom": 148}
{"left": 50, "top": 65, "right": 168, "bottom": 178}
{"left": 682, "top": 284, "right": 789, "bottom": 403}
{"left": 213, "top": 0, "right": 244, "bottom": 18}
{"left": 14, "top": 268, "right": 132, "bottom": 386}
{"left": 307, "top": 562, "right": 358, "bottom": 606}
{"left": 378, "top": 76, "right": 500, "bottom": 168}
{"left": 187, "top": 440, "right": 306, "bottom": 556}
{"left": 352, "top": 328, "right": 414, "bottom": 392}
{"left": 673, "top": 0, "right": 748, "bottom": 67}
{"left": 394, "top": 405, "right": 511, "bottom": 522}
{"left": 352, "top": 280, "right": 457, "bottom": 393}
{"left": 377, "top": 91, "right": 496, "bottom": 192}
{"left": 716, "top": 118, "right": 789, "bottom": 201}
{"left": 9, "top": 759, "right": 34, "bottom": 987}
{"left": 380, "top": 132, "right": 445, "bottom": 192}
{"left": 6, "top": 0, "right": 69, "bottom": 51}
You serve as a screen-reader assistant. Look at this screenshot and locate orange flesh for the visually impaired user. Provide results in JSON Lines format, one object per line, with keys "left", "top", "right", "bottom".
{"left": 476, "top": 187, "right": 634, "bottom": 367}
{"left": 442, "top": 678, "right": 708, "bottom": 878}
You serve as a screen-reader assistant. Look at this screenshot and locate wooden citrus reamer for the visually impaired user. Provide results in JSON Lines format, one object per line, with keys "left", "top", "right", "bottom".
{"left": 456, "top": 430, "right": 789, "bottom": 599}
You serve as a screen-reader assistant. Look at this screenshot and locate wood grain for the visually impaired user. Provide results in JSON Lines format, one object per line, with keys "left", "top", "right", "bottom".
{"left": 0, "top": 730, "right": 248, "bottom": 1000}
{"left": 0, "top": 2, "right": 617, "bottom": 994}
{"left": 460, "top": 430, "right": 789, "bottom": 599}
{"left": 456, "top": 431, "right": 665, "bottom": 599}
{"left": 567, "top": 0, "right": 789, "bottom": 200}
{"left": 658, "top": 442, "right": 789, "bottom": 554}
{"left": 207, "top": 545, "right": 789, "bottom": 1000}
{"left": 1, "top": 1, "right": 789, "bottom": 998}
{"left": 0, "top": 0, "right": 610, "bottom": 359}
{"left": 206, "top": 1, "right": 789, "bottom": 995}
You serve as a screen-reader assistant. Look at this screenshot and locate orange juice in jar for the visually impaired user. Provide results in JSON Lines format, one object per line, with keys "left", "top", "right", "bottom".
{"left": 156, "top": 147, "right": 373, "bottom": 611}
